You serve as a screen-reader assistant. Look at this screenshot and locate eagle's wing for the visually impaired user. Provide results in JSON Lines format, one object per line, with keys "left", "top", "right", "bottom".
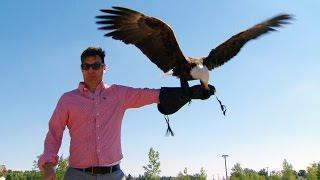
{"left": 96, "top": 6, "right": 187, "bottom": 73}
{"left": 203, "top": 14, "right": 292, "bottom": 70}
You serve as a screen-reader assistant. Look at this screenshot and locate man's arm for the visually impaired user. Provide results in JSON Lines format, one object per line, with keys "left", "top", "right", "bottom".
{"left": 118, "top": 84, "right": 215, "bottom": 111}
{"left": 38, "top": 96, "right": 68, "bottom": 171}
{"left": 119, "top": 86, "right": 160, "bottom": 109}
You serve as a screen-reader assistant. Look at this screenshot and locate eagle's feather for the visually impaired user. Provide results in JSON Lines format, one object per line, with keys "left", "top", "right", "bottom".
{"left": 96, "top": 6, "right": 292, "bottom": 85}
{"left": 96, "top": 6, "right": 188, "bottom": 73}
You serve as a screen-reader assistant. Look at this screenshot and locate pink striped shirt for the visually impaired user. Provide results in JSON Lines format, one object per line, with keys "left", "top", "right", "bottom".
{"left": 38, "top": 82, "right": 159, "bottom": 170}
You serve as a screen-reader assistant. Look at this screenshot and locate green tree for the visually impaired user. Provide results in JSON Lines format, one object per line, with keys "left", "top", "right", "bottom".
{"left": 243, "top": 168, "right": 262, "bottom": 180}
{"left": 281, "top": 159, "right": 296, "bottom": 180}
{"left": 197, "top": 167, "right": 207, "bottom": 180}
{"left": 192, "top": 167, "right": 207, "bottom": 180}
{"left": 6, "top": 155, "right": 44, "bottom": 180}
{"left": 258, "top": 168, "right": 268, "bottom": 177}
{"left": 297, "top": 169, "right": 307, "bottom": 179}
{"left": 143, "top": 147, "right": 161, "bottom": 180}
{"left": 25, "top": 170, "right": 42, "bottom": 180}
{"left": 32, "top": 155, "right": 41, "bottom": 170}
{"left": 175, "top": 168, "right": 190, "bottom": 180}
{"left": 230, "top": 163, "right": 244, "bottom": 180}
{"left": 6, "top": 170, "right": 24, "bottom": 180}
{"left": 269, "top": 171, "right": 281, "bottom": 180}
{"left": 317, "top": 165, "right": 320, "bottom": 179}
{"left": 306, "top": 162, "right": 320, "bottom": 180}
{"left": 230, "top": 163, "right": 266, "bottom": 180}
{"left": 56, "top": 155, "right": 69, "bottom": 180}
{"left": 5, "top": 170, "right": 42, "bottom": 180}
{"left": 5, "top": 155, "right": 68, "bottom": 180}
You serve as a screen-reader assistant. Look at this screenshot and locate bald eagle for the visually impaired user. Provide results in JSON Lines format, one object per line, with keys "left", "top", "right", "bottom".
{"left": 96, "top": 6, "right": 292, "bottom": 90}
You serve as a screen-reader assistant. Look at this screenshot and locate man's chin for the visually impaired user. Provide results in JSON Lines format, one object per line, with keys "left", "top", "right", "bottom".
{"left": 84, "top": 78, "right": 100, "bottom": 84}
{"left": 86, "top": 76, "right": 98, "bottom": 80}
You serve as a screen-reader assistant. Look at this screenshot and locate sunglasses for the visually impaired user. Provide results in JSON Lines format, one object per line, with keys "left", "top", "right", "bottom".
{"left": 81, "top": 63, "right": 104, "bottom": 70}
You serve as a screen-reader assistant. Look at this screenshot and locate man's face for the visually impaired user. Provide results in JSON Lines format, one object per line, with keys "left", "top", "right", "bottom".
{"left": 81, "top": 55, "right": 105, "bottom": 84}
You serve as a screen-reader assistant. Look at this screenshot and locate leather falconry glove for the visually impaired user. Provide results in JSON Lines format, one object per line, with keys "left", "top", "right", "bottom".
{"left": 157, "top": 84, "right": 216, "bottom": 136}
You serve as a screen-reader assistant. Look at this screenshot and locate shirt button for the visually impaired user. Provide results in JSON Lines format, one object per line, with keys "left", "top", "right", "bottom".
{"left": 97, "top": 125, "right": 100, "bottom": 128}
{"left": 97, "top": 149, "right": 100, "bottom": 153}
{"left": 97, "top": 113, "right": 100, "bottom": 116}
{"left": 97, "top": 136, "right": 100, "bottom": 140}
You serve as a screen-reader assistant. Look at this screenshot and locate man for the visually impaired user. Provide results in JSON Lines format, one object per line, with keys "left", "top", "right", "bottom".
{"left": 38, "top": 47, "right": 215, "bottom": 180}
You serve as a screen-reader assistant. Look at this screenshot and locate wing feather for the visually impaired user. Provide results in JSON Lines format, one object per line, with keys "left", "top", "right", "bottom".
{"left": 203, "top": 14, "right": 293, "bottom": 70}
{"left": 96, "top": 6, "right": 187, "bottom": 72}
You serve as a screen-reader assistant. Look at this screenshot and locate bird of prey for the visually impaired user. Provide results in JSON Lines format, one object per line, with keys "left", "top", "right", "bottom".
{"left": 96, "top": 6, "right": 292, "bottom": 90}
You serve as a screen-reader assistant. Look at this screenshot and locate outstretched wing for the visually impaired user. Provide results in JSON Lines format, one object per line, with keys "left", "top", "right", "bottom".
{"left": 96, "top": 6, "right": 187, "bottom": 73}
{"left": 203, "top": 14, "right": 292, "bottom": 70}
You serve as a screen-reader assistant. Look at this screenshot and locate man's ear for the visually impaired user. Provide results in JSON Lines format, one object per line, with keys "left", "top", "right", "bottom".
{"left": 103, "top": 65, "right": 107, "bottom": 73}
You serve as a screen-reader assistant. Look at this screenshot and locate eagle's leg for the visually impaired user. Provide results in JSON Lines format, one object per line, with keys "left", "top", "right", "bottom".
{"left": 200, "top": 81, "right": 206, "bottom": 90}
{"left": 200, "top": 81, "right": 210, "bottom": 90}
{"left": 201, "top": 80, "right": 215, "bottom": 100}
{"left": 180, "top": 79, "right": 191, "bottom": 104}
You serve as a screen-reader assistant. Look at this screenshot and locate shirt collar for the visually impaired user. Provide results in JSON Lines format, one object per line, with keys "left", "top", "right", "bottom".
{"left": 78, "top": 81, "right": 107, "bottom": 94}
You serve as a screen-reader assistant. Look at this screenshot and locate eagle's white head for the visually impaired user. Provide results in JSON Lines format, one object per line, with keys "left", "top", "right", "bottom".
{"left": 190, "top": 64, "right": 210, "bottom": 90}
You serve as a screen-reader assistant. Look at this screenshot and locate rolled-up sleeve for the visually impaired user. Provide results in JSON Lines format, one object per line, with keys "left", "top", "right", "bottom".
{"left": 38, "top": 95, "right": 68, "bottom": 170}
{"left": 117, "top": 85, "right": 160, "bottom": 109}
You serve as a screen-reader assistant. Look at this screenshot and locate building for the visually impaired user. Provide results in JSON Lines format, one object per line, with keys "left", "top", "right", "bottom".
{"left": 0, "top": 165, "right": 6, "bottom": 179}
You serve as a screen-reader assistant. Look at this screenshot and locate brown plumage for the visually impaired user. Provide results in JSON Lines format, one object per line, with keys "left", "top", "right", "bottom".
{"left": 96, "top": 6, "right": 292, "bottom": 89}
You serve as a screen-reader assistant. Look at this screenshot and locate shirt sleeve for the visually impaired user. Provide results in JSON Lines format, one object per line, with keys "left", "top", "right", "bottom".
{"left": 38, "top": 95, "right": 68, "bottom": 170}
{"left": 117, "top": 85, "right": 160, "bottom": 109}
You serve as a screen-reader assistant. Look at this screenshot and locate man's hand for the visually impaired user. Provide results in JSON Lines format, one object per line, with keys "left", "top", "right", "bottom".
{"left": 157, "top": 84, "right": 216, "bottom": 115}
{"left": 190, "top": 84, "right": 216, "bottom": 100}
{"left": 43, "top": 163, "right": 56, "bottom": 180}
{"left": 157, "top": 84, "right": 216, "bottom": 136}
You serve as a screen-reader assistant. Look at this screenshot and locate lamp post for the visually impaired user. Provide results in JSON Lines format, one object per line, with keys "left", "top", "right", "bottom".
{"left": 222, "top": 155, "right": 229, "bottom": 180}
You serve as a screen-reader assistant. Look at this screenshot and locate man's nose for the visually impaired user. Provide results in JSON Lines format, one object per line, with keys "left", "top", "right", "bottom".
{"left": 87, "top": 67, "right": 95, "bottom": 72}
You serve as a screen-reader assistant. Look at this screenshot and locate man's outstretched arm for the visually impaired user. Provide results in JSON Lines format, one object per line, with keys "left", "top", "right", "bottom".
{"left": 118, "top": 85, "right": 160, "bottom": 109}
{"left": 119, "top": 84, "right": 215, "bottom": 113}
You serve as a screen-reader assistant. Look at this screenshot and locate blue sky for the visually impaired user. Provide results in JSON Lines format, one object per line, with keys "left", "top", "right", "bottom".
{"left": 1, "top": 0, "right": 319, "bottom": 178}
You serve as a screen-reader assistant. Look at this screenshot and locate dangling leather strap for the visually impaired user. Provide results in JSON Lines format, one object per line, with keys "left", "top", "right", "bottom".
{"left": 164, "top": 115, "right": 174, "bottom": 136}
{"left": 215, "top": 95, "right": 227, "bottom": 116}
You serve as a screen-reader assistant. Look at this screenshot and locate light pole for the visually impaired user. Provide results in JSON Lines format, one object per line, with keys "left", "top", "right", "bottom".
{"left": 222, "top": 155, "right": 229, "bottom": 180}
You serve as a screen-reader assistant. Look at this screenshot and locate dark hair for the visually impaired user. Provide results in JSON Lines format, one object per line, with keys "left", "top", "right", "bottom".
{"left": 80, "top": 47, "right": 105, "bottom": 63}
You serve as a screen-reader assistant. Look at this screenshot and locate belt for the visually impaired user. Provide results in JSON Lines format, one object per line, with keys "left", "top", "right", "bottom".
{"left": 74, "top": 164, "right": 120, "bottom": 174}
